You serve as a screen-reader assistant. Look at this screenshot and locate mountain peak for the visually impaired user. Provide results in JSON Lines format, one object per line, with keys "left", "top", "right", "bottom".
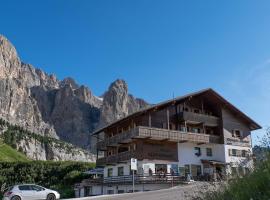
{"left": 108, "top": 79, "right": 128, "bottom": 93}
{"left": 0, "top": 35, "right": 21, "bottom": 78}
{"left": 60, "top": 77, "right": 79, "bottom": 89}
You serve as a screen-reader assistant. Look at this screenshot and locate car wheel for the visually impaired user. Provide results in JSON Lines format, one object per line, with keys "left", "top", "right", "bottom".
{"left": 47, "top": 194, "right": 56, "bottom": 200}
{"left": 11, "top": 196, "right": 21, "bottom": 200}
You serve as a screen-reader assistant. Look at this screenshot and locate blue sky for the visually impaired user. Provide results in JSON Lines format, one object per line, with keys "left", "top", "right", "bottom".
{"left": 1, "top": 0, "right": 269, "bottom": 143}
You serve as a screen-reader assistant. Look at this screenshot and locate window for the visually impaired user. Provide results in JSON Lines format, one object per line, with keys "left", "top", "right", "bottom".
{"left": 118, "top": 167, "right": 124, "bottom": 176}
{"left": 232, "top": 130, "right": 241, "bottom": 138}
{"left": 190, "top": 165, "right": 202, "bottom": 177}
{"left": 107, "top": 168, "right": 113, "bottom": 177}
{"left": 192, "top": 128, "right": 200, "bottom": 133}
{"left": 118, "top": 190, "right": 125, "bottom": 194}
{"left": 18, "top": 185, "right": 31, "bottom": 191}
{"left": 242, "top": 150, "right": 247, "bottom": 157}
{"left": 180, "top": 125, "right": 187, "bottom": 132}
{"left": 194, "top": 147, "right": 201, "bottom": 156}
{"left": 206, "top": 148, "right": 213, "bottom": 157}
{"left": 30, "top": 185, "right": 44, "bottom": 191}
{"left": 229, "top": 149, "right": 247, "bottom": 157}
{"left": 231, "top": 149, "right": 237, "bottom": 156}
{"left": 184, "top": 165, "right": 190, "bottom": 175}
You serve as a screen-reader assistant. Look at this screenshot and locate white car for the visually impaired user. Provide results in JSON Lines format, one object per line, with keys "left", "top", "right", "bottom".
{"left": 3, "top": 184, "right": 60, "bottom": 200}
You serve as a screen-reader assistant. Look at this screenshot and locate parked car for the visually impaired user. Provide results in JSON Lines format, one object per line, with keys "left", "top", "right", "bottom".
{"left": 2, "top": 184, "right": 60, "bottom": 200}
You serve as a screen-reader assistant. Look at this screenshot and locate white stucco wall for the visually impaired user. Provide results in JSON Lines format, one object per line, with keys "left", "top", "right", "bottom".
{"left": 104, "top": 159, "right": 178, "bottom": 178}
{"left": 178, "top": 143, "right": 226, "bottom": 167}
{"left": 224, "top": 144, "right": 253, "bottom": 167}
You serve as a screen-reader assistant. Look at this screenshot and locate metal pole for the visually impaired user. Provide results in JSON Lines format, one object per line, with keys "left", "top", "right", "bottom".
{"left": 132, "top": 170, "right": 135, "bottom": 193}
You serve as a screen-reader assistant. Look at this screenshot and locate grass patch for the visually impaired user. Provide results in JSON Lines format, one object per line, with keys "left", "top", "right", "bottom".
{"left": 0, "top": 141, "right": 28, "bottom": 162}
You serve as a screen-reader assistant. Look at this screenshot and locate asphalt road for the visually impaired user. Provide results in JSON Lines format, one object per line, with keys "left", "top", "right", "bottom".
{"left": 65, "top": 182, "right": 220, "bottom": 200}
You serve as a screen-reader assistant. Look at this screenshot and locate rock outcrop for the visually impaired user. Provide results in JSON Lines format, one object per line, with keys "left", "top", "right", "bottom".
{"left": 0, "top": 35, "right": 149, "bottom": 160}
{"left": 99, "top": 79, "right": 148, "bottom": 128}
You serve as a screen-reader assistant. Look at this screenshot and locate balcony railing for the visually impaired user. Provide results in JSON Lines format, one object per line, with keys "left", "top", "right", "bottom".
{"left": 97, "top": 126, "right": 221, "bottom": 150}
{"left": 75, "top": 174, "right": 187, "bottom": 187}
{"left": 177, "top": 111, "right": 219, "bottom": 126}
{"left": 97, "top": 151, "right": 142, "bottom": 166}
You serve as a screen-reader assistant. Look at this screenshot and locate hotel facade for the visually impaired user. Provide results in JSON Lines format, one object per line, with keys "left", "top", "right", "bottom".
{"left": 75, "top": 89, "right": 261, "bottom": 197}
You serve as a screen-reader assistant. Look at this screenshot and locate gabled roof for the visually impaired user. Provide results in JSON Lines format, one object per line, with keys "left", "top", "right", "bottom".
{"left": 92, "top": 88, "right": 261, "bottom": 135}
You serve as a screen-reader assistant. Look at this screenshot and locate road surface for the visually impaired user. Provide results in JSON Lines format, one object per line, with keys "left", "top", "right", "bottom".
{"left": 64, "top": 182, "right": 220, "bottom": 200}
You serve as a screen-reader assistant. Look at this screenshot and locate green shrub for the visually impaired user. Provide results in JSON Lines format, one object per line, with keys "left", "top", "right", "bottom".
{"left": 0, "top": 161, "right": 95, "bottom": 199}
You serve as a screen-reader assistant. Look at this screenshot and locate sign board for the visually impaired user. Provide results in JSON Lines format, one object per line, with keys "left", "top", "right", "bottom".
{"left": 130, "top": 158, "right": 137, "bottom": 171}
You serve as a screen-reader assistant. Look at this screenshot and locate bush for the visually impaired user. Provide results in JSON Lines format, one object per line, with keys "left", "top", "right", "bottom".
{"left": 203, "top": 128, "right": 270, "bottom": 200}
{"left": 0, "top": 161, "right": 95, "bottom": 199}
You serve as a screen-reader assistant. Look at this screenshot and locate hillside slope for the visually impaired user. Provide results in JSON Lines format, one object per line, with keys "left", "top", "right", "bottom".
{"left": 0, "top": 119, "right": 95, "bottom": 162}
{"left": 0, "top": 141, "right": 28, "bottom": 161}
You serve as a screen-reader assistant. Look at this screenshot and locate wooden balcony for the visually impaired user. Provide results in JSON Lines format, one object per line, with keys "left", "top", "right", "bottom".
{"left": 177, "top": 111, "right": 219, "bottom": 126}
{"left": 97, "top": 126, "right": 221, "bottom": 151}
{"left": 96, "top": 151, "right": 142, "bottom": 166}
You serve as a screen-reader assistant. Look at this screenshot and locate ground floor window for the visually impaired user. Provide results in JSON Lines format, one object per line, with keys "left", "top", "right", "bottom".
{"left": 191, "top": 165, "right": 202, "bottom": 177}
{"left": 185, "top": 165, "right": 190, "bottom": 175}
{"left": 118, "top": 190, "right": 125, "bottom": 194}
{"left": 84, "top": 187, "right": 92, "bottom": 197}
{"left": 108, "top": 168, "right": 113, "bottom": 177}
{"left": 179, "top": 167, "right": 185, "bottom": 176}
{"left": 118, "top": 166, "right": 124, "bottom": 176}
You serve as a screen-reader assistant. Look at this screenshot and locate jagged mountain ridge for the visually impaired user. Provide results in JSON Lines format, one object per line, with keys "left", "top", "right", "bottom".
{"left": 0, "top": 35, "right": 149, "bottom": 152}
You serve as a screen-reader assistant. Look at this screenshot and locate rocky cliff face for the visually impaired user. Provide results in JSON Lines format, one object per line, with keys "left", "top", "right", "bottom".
{"left": 99, "top": 79, "right": 148, "bottom": 128}
{"left": 0, "top": 35, "right": 149, "bottom": 160}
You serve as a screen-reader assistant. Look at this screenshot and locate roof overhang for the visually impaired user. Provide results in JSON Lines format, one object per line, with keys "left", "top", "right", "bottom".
{"left": 91, "top": 88, "right": 262, "bottom": 135}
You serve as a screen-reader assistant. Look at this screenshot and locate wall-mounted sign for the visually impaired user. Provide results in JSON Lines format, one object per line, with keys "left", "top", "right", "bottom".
{"left": 131, "top": 158, "right": 137, "bottom": 171}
